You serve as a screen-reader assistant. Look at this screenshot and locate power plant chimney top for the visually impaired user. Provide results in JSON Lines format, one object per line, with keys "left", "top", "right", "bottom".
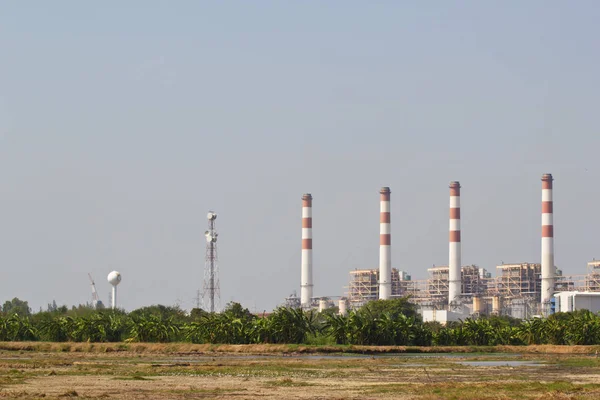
{"left": 541, "top": 173, "right": 554, "bottom": 182}
{"left": 379, "top": 187, "right": 391, "bottom": 194}
{"left": 449, "top": 181, "right": 461, "bottom": 188}
{"left": 302, "top": 193, "right": 313, "bottom": 200}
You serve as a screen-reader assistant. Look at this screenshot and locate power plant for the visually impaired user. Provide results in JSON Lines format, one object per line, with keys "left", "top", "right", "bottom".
{"left": 297, "top": 173, "right": 600, "bottom": 321}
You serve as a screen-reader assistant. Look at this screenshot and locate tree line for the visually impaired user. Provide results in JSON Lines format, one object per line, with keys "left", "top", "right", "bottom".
{"left": 1, "top": 297, "right": 600, "bottom": 346}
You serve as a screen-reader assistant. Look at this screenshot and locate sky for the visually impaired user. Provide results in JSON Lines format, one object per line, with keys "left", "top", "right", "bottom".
{"left": 1, "top": 2, "right": 599, "bottom": 313}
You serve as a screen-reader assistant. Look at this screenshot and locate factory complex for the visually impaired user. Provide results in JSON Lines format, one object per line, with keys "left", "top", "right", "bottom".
{"left": 288, "top": 174, "right": 600, "bottom": 322}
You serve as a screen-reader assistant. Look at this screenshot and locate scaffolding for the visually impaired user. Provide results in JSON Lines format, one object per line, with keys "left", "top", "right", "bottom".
{"left": 493, "top": 263, "right": 541, "bottom": 300}
{"left": 348, "top": 269, "right": 378, "bottom": 308}
{"left": 344, "top": 259, "right": 600, "bottom": 318}
{"left": 347, "top": 268, "right": 412, "bottom": 308}
{"left": 425, "top": 266, "right": 449, "bottom": 309}
{"left": 585, "top": 260, "right": 600, "bottom": 291}
{"left": 420, "top": 265, "right": 491, "bottom": 309}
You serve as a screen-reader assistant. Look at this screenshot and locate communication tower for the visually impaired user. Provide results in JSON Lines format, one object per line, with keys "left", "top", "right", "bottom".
{"left": 202, "top": 211, "right": 220, "bottom": 312}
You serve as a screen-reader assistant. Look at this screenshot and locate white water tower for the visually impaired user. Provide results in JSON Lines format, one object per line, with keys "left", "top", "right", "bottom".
{"left": 107, "top": 271, "right": 122, "bottom": 309}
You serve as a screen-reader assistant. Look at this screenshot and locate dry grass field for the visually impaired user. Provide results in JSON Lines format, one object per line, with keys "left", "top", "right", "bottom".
{"left": 1, "top": 343, "right": 600, "bottom": 399}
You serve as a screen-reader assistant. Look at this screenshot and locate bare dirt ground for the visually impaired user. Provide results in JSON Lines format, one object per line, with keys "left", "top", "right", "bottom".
{"left": 2, "top": 345, "right": 600, "bottom": 399}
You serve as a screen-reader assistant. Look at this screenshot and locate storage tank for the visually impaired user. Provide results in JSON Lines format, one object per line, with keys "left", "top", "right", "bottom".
{"left": 472, "top": 296, "right": 484, "bottom": 315}
{"left": 492, "top": 296, "right": 502, "bottom": 315}
{"left": 318, "top": 299, "right": 328, "bottom": 312}
{"left": 338, "top": 299, "right": 348, "bottom": 316}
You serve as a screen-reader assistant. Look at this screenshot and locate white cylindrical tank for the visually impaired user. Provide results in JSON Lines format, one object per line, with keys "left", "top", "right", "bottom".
{"left": 338, "top": 299, "right": 348, "bottom": 316}
{"left": 107, "top": 271, "right": 122, "bottom": 310}
{"left": 318, "top": 299, "right": 328, "bottom": 313}
{"left": 379, "top": 187, "right": 392, "bottom": 300}
{"left": 472, "top": 296, "right": 483, "bottom": 315}
{"left": 492, "top": 296, "right": 502, "bottom": 315}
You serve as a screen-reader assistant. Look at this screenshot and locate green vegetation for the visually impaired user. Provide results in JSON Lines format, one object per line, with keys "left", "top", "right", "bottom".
{"left": 3, "top": 297, "right": 600, "bottom": 346}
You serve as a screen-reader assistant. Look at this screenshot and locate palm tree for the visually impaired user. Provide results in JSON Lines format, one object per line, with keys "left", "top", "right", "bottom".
{"left": 462, "top": 318, "right": 495, "bottom": 346}
{"left": 565, "top": 311, "right": 600, "bottom": 345}
{"left": 38, "top": 316, "right": 76, "bottom": 342}
{"left": 323, "top": 313, "right": 349, "bottom": 345}
{"left": 129, "top": 314, "right": 180, "bottom": 343}
{"left": 516, "top": 318, "right": 547, "bottom": 345}
{"left": 346, "top": 310, "right": 377, "bottom": 345}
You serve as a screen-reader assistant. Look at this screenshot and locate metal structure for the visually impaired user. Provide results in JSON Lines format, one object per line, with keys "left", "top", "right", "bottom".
{"left": 417, "top": 265, "right": 491, "bottom": 310}
{"left": 88, "top": 273, "right": 103, "bottom": 309}
{"left": 585, "top": 260, "right": 600, "bottom": 291}
{"left": 202, "top": 211, "right": 220, "bottom": 313}
{"left": 301, "top": 194, "right": 313, "bottom": 308}
{"left": 541, "top": 173, "right": 555, "bottom": 314}
{"left": 284, "top": 291, "right": 301, "bottom": 309}
{"left": 107, "top": 271, "right": 122, "bottom": 310}
{"left": 448, "top": 181, "right": 462, "bottom": 308}
{"left": 379, "top": 187, "right": 392, "bottom": 299}
{"left": 492, "top": 263, "right": 541, "bottom": 299}
{"left": 347, "top": 268, "right": 414, "bottom": 308}
{"left": 348, "top": 269, "right": 379, "bottom": 307}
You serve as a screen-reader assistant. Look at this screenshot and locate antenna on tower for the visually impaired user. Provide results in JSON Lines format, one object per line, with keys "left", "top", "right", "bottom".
{"left": 193, "top": 289, "right": 201, "bottom": 309}
{"left": 202, "top": 211, "right": 220, "bottom": 313}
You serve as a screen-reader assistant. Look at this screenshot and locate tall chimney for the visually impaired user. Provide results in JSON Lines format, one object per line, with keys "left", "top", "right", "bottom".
{"left": 448, "top": 181, "right": 461, "bottom": 306}
{"left": 301, "top": 194, "right": 313, "bottom": 308}
{"left": 541, "top": 174, "right": 555, "bottom": 312}
{"left": 379, "top": 187, "right": 391, "bottom": 300}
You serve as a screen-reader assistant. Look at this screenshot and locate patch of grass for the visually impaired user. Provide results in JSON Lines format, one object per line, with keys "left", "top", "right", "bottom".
{"left": 114, "top": 375, "right": 153, "bottom": 381}
{"left": 265, "top": 378, "right": 316, "bottom": 387}
{"left": 58, "top": 390, "right": 79, "bottom": 397}
{"left": 365, "top": 381, "right": 600, "bottom": 399}
{"left": 554, "top": 357, "right": 600, "bottom": 368}
{"left": 166, "top": 387, "right": 243, "bottom": 396}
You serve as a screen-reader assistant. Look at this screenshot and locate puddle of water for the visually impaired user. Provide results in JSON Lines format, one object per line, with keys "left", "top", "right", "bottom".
{"left": 458, "top": 361, "right": 544, "bottom": 367}
{"left": 160, "top": 353, "right": 526, "bottom": 363}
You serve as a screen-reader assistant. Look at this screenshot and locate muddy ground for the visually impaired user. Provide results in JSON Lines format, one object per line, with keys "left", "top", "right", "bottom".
{"left": 2, "top": 345, "right": 600, "bottom": 399}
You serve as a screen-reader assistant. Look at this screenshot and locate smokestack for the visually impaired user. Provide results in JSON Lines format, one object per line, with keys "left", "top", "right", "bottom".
{"left": 379, "top": 187, "right": 391, "bottom": 300}
{"left": 448, "top": 181, "right": 461, "bottom": 306}
{"left": 541, "top": 174, "right": 555, "bottom": 312}
{"left": 301, "top": 194, "right": 313, "bottom": 308}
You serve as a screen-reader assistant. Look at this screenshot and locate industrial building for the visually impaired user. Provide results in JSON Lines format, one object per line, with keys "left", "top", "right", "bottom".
{"left": 554, "top": 291, "right": 600, "bottom": 313}
{"left": 344, "top": 261, "right": 599, "bottom": 320}
{"left": 293, "top": 173, "right": 599, "bottom": 320}
{"left": 347, "top": 268, "right": 412, "bottom": 308}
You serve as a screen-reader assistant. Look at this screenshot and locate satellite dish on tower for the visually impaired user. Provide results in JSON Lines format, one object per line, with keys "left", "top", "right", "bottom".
{"left": 207, "top": 212, "right": 217, "bottom": 221}
{"left": 205, "top": 230, "right": 217, "bottom": 243}
{"left": 107, "top": 271, "right": 122, "bottom": 309}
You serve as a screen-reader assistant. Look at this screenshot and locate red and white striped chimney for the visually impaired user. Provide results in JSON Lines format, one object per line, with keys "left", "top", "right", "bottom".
{"left": 301, "top": 194, "right": 313, "bottom": 308}
{"left": 541, "top": 174, "right": 554, "bottom": 310}
{"left": 379, "top": 187, "right": 391, "bottom": 300}
{"left": 448, "top": 181, "right": 461, "bottom": 306}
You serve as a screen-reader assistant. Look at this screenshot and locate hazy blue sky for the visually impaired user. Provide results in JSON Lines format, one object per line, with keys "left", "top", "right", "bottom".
{"left": 1, "top": 2, "right": 599, "bottom": 313}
